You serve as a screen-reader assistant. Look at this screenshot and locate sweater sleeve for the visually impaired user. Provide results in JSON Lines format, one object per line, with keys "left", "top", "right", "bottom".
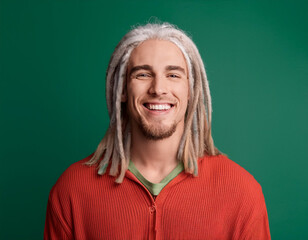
{"left": 44, "top": 188, "right": 73, "bottom": 240}
{"left": 241, "top": 199, "right": 271, "bottom": 240}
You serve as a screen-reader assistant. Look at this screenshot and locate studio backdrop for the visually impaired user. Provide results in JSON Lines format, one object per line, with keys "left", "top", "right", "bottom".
{"left": 1, "top": 0, "right": 307, "bottom": 239}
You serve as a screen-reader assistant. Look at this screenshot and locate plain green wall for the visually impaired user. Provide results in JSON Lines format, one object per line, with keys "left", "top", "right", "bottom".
{"left": 1, "top": 0, "right": 307, "bottom": 239}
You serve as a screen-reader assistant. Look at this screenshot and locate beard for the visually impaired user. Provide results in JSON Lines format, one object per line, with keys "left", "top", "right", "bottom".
{"left": 138, "top": 117, "right": 177, "bottom": 140}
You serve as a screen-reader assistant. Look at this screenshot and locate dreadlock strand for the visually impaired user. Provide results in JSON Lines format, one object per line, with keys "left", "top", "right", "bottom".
{"left": 123, "top": 123, "right": 131, "bottom": 163}
{"left": 194, "top": 53, "right": 216, "bottom": 155}
{"left": 183, "top": 130, "right": 192, "bottom": 173}
{"left": 192, "top": 112, "right": 199, "bottom": 152}
{"left": 87, "top": 137, "right": 106, "bottom": 166}
{"left": 189, "top": 132, "right": 198, "bottom": 176}
{"left": 115, "top": 125, "right": 131, "bottom": 183}
{"left": 197, "top": 103, "right": 205, "bottom": 156}
{"left": 109, "top": 149, "right": 119, "bottom": 176}
{"left": 97, "top": 128, "right": 115, "bottom": 174}
{"left": 115, "top": 71, "right": 125, "bottom": 159}
{"left": 113, "top": 49, "right": 134, "bottom": 181}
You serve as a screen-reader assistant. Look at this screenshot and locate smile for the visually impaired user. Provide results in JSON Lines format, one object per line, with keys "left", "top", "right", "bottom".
{"left": 144, "top": 103, "right": 173, "bottom": 111}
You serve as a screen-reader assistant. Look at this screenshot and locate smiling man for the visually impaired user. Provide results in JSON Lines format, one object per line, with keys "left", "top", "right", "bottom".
{"left": 126, "top": 39, "right": 189, "bottom": 144}
{"left": 44, "top": 23, "right": 271, "bottom": 240}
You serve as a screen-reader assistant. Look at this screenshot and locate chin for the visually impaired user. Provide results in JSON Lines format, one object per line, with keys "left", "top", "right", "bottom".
{"left": 139, "top": 122, "right": 177, "bottom": 140}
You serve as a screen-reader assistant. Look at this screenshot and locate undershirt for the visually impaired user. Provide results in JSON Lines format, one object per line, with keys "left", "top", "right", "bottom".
{"left": 128, "top": 160, "right": 184, "bottom": 196}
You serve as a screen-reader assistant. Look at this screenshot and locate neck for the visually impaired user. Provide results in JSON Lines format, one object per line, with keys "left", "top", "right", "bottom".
{"left": 130, "top": 122, "right": 184, "bottom": 183}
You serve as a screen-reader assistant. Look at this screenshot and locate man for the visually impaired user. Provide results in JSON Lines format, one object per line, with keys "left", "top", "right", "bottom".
{"left": 44, "top": 23, "right": 271, "bottom": 239}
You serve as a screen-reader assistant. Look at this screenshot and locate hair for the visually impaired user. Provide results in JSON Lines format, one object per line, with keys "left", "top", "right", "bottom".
{"left": 86, "top": 22, "right": 220, "bottom": 183}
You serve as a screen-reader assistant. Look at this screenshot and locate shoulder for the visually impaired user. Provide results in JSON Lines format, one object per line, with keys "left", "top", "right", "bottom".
{"left": 197, "top": 154, "right": 268, "bottom": 227}
{"left": 198, "top": 154, "right": 264, "bottom": 199}
{"left": 197, "top": 155, "right": 271, "bottom": 239}
{"left": 51, "top": 155, "right": 96, "bottom": 190}
{"left": 48, "top": 154, "right": 110, "bottom": 202}
{"left": 45, "top": 155, "right": 105, "bottom": 237}
{"left": 199, "top": 154, "right": 261, "bottom": 184}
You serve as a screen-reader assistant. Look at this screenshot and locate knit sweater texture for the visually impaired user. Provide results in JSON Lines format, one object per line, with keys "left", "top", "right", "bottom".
{"left": 44, "top": 154, "right": 271, "bottom": 240}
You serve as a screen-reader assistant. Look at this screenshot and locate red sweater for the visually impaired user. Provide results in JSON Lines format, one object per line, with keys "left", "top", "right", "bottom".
{"left": 44, "top": 154, "right": 270, "bottom": 240}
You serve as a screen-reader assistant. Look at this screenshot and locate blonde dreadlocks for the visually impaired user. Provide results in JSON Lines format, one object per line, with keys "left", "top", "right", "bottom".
{"left": 86, "top": 23, "right": 220, "bottom": 183}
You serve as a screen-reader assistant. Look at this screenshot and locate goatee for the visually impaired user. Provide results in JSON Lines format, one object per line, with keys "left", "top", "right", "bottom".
{"left": 138, "top": 117, "right": 177, "bottom": 140}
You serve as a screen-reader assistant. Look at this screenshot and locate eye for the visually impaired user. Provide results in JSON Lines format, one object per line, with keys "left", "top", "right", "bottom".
{"left": 135, "top": 72, "right": 152, "bottom": 80}
{"left": 168, "top": 74, "right": 180, "bottom": 79}
{"left": 137, "top": 73, "right": 149, "bottom": 77}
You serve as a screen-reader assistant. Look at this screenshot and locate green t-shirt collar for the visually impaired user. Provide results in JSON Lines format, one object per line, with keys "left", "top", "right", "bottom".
{"left": 128, "top": 161, "right": 184, "bottom": 196}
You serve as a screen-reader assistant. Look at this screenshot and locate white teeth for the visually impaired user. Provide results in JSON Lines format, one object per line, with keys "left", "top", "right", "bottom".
{"left": 147, "top": 104, "right": 171, "bottom": 110}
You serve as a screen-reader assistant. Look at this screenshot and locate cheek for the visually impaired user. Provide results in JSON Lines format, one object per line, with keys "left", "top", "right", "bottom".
{"left": 126, "top": 88, "right": 142, "bottom": 114}
{"left": 182, "top": 99, "right": 189, "bottom": 114}
{"left": 178, "top": 85, "right": 190, "bottom": 101}
{"left": 180, "top": 88, "right": 190, "bottom": 113}
{"left": 127, "top": 83, "right": 148, "bottom": 103}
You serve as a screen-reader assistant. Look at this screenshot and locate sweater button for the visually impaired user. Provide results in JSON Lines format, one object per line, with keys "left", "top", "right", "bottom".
{"left": 149, "top": 205, "right": 156, "bottom": 214}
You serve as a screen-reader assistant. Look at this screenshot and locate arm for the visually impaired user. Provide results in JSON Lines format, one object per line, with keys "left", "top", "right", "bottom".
{"left": 44, "top": 190, "right": 73, "bottom": 240}
{"left": 240, "top": 196, "right": 271, "bottom": 240}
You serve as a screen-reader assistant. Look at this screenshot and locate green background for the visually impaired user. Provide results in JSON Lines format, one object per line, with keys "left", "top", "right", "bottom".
{"left": 1, "top": 0, "right": 307, "bottom": 239}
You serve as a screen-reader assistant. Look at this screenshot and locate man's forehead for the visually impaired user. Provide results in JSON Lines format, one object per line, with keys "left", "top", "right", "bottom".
{"left": 127, "top": 39, "right": 188, "bottom": 72}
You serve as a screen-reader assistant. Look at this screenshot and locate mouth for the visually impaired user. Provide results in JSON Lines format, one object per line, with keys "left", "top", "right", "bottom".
{"left": 143, "top": 103, "right": 174, "bottom": 111}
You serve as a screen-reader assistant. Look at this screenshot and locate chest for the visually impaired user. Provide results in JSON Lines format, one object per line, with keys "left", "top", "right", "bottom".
{"left": 71, "top": 182, "right": 239, "bottom": 240}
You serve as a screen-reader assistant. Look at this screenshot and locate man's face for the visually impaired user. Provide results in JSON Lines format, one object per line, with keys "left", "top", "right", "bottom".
{"left": 125, "top": 39, "right": 189, "bottom": 140}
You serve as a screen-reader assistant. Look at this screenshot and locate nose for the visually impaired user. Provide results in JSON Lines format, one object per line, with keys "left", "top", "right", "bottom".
{"left": 148, "top": 75, "right": 168, "bottom": 96}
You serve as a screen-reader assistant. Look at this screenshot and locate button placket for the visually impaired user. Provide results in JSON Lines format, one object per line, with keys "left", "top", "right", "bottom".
{"left": 149, "top": 204, "right": 156, "bottom": 214}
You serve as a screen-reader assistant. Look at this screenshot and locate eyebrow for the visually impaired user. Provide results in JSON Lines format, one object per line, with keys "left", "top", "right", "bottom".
{"left": 165, "top": 65, "right": 186, "bottom": 74}
{"left": 129, "top": 65, "right": 153, "bottom": 76}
